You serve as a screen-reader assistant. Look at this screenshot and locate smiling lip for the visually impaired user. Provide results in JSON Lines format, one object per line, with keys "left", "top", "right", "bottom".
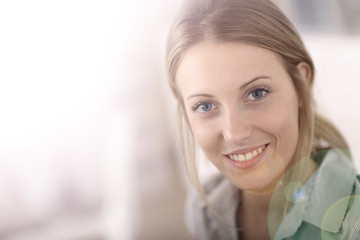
{"left": 224, "top": 143, "right": 269, "bottom": 169}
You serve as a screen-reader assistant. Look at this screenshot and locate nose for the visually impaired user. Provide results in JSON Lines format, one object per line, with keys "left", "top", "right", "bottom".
{"left": 222, "top": 108, "right": 252, "bottom": 144}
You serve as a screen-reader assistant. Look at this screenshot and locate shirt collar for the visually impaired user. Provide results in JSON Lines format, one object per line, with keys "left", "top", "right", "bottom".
{"left": 201, "top": 149, "right": 356, "bottom": 239}
{"left": 303, "top": 149, "right": 356, "bottom": 231}
{"left": 275, "top": 149, "right": 356, "bottom": 239}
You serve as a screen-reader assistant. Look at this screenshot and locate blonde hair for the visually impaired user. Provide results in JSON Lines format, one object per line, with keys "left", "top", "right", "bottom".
{"left": 166, "top": 0, "right": 349, "bottom": 213}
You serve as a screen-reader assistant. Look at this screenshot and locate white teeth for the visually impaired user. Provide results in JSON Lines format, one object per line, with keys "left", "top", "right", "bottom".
{"left": 252, "top": 150, "right": 258, "bottom": 157}
{"left": 245, "top": 152, "right": 252, "bottom": 160}
{"left": 228, "top": 145, "right": 267, "bottom": 162}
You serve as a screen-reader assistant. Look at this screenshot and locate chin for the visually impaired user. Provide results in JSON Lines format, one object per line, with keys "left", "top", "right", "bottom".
{"left": 231, "top": 169, "right": 285, "bottom": 195}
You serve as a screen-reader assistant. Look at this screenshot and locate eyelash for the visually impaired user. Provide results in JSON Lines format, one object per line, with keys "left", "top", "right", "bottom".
{"left": 191, "top": 87, "right": 271, "bottom": 114}
{"left": 192, "top": 101, "right": 216, "bottom": 112}
{"left": 246, "top": 87, "right": 271, "bottom": 101}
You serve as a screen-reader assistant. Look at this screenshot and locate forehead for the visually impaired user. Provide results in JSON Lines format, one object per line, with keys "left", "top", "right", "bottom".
{"left": 176, "top": 42, "right": 287, "bottom": 94}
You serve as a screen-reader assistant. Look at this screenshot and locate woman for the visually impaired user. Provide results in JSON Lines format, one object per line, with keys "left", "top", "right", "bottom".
{"left": 166, "top": 0, "right": 360, "bottom": 239}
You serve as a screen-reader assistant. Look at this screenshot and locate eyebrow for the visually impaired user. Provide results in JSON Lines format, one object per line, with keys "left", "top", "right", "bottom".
{"left": 186, "top": 75, "right": 271, "bottom": 101}
{"left": 240, "top": 75, "right": 272, "bottom": 90}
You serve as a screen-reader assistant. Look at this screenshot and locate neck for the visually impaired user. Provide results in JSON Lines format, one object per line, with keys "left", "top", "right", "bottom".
{"left": 242, "top": 190, "right": 273, "bottom": 215}
{"left": 237, "top": 191, "right": 273, "bottom": 240}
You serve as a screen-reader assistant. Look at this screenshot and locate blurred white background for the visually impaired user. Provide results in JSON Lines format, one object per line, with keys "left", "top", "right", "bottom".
{"left": 0, "top": 0, "right": 359, "bottom": 239}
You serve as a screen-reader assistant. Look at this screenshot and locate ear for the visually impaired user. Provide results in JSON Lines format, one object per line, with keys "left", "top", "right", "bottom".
{"left": 296, "top": 62, "right": 312, "bottom": 84}
{"left": 295, "top": 62, "right": 312, "bottom": 108}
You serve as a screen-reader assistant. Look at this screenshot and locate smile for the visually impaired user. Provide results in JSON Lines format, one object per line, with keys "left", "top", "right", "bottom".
{"left": 227, "top": 144, "right": 268, "bottom": 162}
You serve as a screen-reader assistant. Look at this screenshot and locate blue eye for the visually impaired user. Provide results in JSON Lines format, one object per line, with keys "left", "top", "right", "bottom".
{"left": 248, "top": 88, "right": 270, "bottom": 100}
{"left": 192, "top": 102, "right": 216, "bottom": 113}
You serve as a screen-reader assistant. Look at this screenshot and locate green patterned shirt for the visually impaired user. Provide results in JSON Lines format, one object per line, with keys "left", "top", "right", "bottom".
{"left": 186, "top": 149, "right": 360, "bottom": 240}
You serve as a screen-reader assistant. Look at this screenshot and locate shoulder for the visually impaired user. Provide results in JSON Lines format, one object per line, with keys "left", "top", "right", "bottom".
{"left": 185, "top": 174, "right": 224, "bottom": 240}
{"left": 314, "top": 149, "right": 360, "bottom": 239}
{"left": 185, "top": 174, "right": 239, "bottom": 240}
{"left": 340, "top": 175, "right": 360, "bottom": 239}
{"left": 277, "top": 149, "right": 360, "bottom": 239}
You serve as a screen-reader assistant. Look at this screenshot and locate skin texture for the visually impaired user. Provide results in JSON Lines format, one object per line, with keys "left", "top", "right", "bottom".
{"left": 176, "top": 42, "right": 302, "bottom": 195}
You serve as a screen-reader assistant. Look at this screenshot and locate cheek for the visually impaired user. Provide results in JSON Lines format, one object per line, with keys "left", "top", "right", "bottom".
{"left": 265, "top": 106, "right": 298, "bottom": 132}
{"left": 258, "top": 99, "right": 299, "bottom": 155}
{"left": 189, "top": 119, "right": 220, "bottom": 153}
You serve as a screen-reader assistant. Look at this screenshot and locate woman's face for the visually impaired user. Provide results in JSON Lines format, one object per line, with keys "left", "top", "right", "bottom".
{"left": 176, "top": 42, "right": 301, "bottom": 194}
